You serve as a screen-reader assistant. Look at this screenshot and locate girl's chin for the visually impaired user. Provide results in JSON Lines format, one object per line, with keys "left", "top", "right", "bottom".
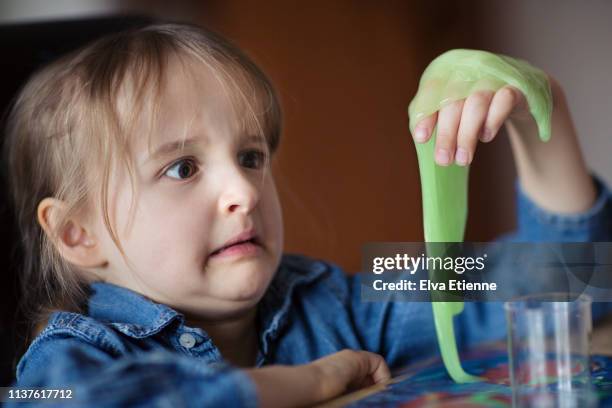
{"left": 206, "top": 268, "right": 273, "bottom": 300}
{"left": 227, "top": 280, "right": 271, "bottom": 302}
{"left": 195, "top": 257, "right": 278, "bottom": 304}
{"left": 177, "top": 286, "right": 269, "bottom": 321}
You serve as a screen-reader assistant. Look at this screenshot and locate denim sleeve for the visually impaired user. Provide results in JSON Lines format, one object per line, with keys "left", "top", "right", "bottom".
{"left": 11, "top": 335, "right": 258, "bottom": 408}
{"left": 456, "top": 175, "right": 612, "bottom": 348}
{"left": 502, "top": 175, "right": 612, "bottom": 242}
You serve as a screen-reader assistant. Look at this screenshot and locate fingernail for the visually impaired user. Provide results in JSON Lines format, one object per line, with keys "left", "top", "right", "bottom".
{"left": 480, "top": 128, "right": 493, "bottom": 142}
{"left": 455, "top": 147, "right": 469, "bottom": 166}
{"left": 435, "top": 148, "right": 450, "bottom": 165}
{"left": 414, "top": 127, "right": 428, "bottom": 142}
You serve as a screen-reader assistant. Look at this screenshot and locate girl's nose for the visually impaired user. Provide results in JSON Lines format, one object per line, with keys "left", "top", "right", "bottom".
{"left": 217, "top": 167, "right": 260, "bottom": 216}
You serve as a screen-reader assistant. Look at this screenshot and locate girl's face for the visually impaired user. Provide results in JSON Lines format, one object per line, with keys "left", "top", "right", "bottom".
{"left": 92, "top": 57, "right": 284, "bottom": 321}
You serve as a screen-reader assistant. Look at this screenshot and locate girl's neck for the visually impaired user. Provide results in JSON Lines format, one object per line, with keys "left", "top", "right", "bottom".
{"left": 187, "top": 306, "right": 259, "bottom": 367}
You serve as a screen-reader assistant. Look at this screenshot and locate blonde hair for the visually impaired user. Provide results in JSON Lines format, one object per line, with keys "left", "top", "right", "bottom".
{"left": 1, "top": 23, "right": 281, "bottom": 343}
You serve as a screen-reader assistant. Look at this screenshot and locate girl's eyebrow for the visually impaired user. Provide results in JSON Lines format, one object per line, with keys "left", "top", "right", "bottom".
{"left": 140, "top": 138, "right": 201, "bottom": 166}
{"left": 242, "top": 134, "right": 267, "bottom": 145}
{"left": 139, "top": 134, "right": 266, "bottom": 166}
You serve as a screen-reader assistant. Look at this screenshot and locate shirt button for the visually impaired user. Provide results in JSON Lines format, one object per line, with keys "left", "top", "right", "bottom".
{"left": 179, "top": 332, "right": 196, "bottom": 349}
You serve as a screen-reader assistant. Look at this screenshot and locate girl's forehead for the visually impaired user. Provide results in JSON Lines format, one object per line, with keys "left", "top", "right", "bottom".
{"left": 159, "top": 57, "right": 231, "bottom": 116}
{"left": 114, "top": 50, "right": 269, "bottom": 168}
{"left": 130, "top": 56, "right": 248, "bottom": 153}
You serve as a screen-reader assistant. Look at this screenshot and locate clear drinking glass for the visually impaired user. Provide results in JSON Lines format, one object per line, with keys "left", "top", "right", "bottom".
{"left": 504, "top": 293, "right": 597, "bottom": 407}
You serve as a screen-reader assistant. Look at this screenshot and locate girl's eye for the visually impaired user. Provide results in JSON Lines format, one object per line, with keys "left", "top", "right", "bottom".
{"left": 164, "top": 158, "right": 199, "bottom": 180}
{"left": 238, "top": 149, "right": 267, "bottom": 170}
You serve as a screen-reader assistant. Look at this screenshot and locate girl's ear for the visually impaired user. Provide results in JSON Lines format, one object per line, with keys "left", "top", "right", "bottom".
{"left": 37, "top": 197, "right": 107, "bottom": 269}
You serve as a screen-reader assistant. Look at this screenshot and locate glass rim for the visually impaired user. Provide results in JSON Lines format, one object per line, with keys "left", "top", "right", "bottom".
{"left": 504, "top": 292, "right": 592, "bottom": 311}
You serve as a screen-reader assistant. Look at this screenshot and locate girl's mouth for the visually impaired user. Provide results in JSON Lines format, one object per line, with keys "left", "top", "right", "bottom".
{"left": 209, "top": 238, "right": 261, "bottom": 259}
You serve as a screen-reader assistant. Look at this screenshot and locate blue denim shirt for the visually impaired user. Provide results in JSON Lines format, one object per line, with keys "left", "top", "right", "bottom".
{"left": 11, "top": 177, "right": 612, "bottom": 407}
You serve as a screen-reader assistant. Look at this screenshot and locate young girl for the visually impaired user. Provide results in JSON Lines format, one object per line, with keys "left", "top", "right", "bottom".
{"left": 3, "top": 23, "right": 611, "bottom": 407}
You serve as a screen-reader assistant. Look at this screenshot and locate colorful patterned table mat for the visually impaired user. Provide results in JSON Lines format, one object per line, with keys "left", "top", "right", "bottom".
{"left": 348, "top": 346, "right": 612, "bottom": 407}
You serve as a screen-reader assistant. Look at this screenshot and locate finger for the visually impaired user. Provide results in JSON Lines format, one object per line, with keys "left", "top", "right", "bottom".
{"left": 339, "top": 350, "right": 390, "bottom": 391}
{"left": 412, "top": 112, "right": 438, "bottom": 143}
{"left": 334, "top": 350, "right": 368, "bottom": 391}
{"left": 364, "top": 352, "right": 391, "bottom": 384}
{"left": 455, "top": 90, "right": 494, "bottom": 166}
{"left": 481, "top": 86, "right": 525, "bottom": 143}
{"left": 435, "top": 100, "right": 464, "bottom": 166}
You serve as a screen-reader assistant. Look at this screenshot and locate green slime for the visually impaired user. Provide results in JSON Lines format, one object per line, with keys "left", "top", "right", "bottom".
{"left": 407, "top": 49, "right": 552, "bottom": 383}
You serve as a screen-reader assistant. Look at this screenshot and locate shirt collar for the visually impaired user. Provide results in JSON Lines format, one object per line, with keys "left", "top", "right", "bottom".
{"left": 87, "top": 281, "right": 182, "bottom": 338}
{"left": 87, "top": 254, "right": 330, "bottom": 345}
